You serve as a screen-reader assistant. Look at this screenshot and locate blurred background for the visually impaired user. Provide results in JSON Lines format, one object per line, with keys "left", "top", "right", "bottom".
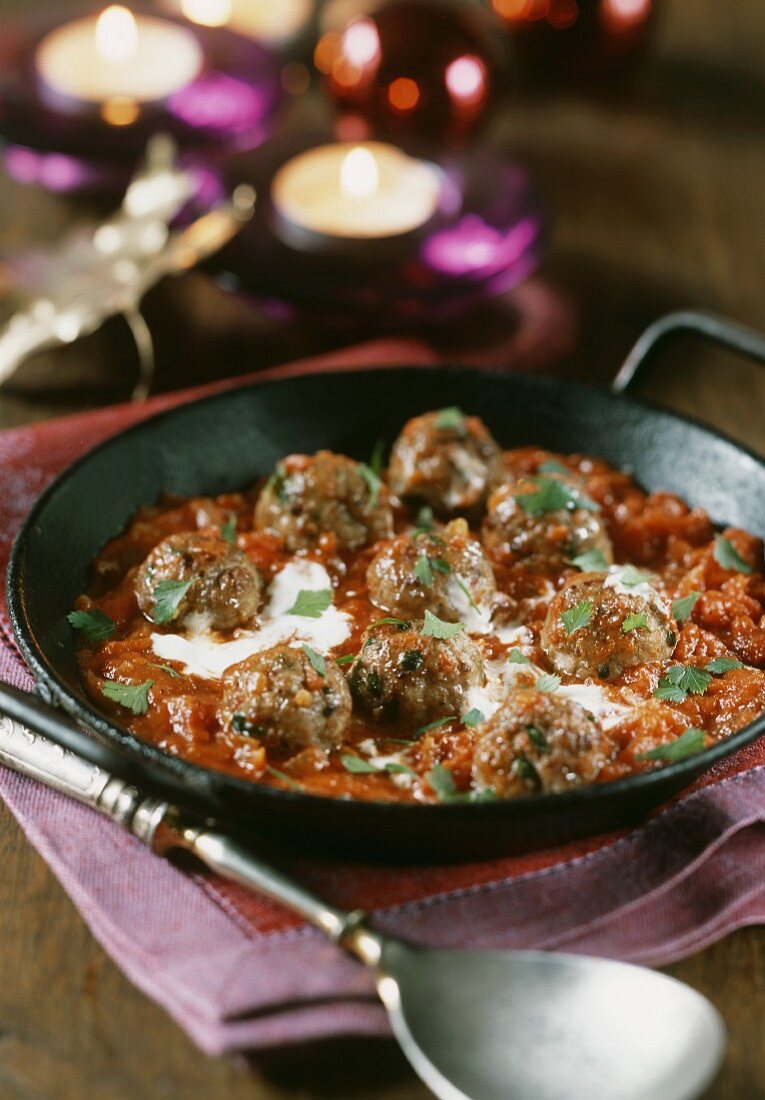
{"left": 0, "top": 0, "right": 762, "bottom": 450}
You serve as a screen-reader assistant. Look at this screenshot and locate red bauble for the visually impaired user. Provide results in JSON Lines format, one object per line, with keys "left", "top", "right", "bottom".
{"left": 493, "top": 0, "right": 656, "bottom": 85}
{"left": 315, "top": 0, "right": 496, "bottom": 145}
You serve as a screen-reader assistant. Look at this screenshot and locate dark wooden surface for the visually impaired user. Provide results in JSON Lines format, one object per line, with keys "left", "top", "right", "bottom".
{"left": 1, "top": 0, "right": 764, "bottom": 1096}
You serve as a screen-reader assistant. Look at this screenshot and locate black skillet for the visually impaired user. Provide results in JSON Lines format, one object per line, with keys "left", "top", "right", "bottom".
{"left": 5, "top": 310, "right": 765, "bottom": 860}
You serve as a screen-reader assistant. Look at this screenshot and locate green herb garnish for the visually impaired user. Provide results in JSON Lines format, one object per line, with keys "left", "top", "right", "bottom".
{"left": 560, "top": 599, "right": 593, "bottom": 635}
{"left": 341, "top": 753, "right": 379, "bottom": 774}
{"left": 415, "top": 714, "right": 457, "bottom": 736}
{"left": 401, "top": 649, "right": 424, "bottom": 671}
{"left": 152, "top": 579, "right": 192, "bottom": 624}
{"left": 369, "top": 437, "right": 385, "bottom": 477}
{"left": 266, "top": 765, "right": 303, "bottom": 790}
{"left": 704, "top": 656, "right": 744, "bottom": 674}
{"left": 508, "top": 649, "right": 531, "bottom": 665}
{"left": 618, "top": 565, "right": 656, "bottom": 588}
{"left": 148, "top": 663, "right": 180, "bottom": 678}
{"left": 538, "top": 459, "right": 570, "bottom": 477}
{"left": 713, "top": 534, "right": 752, "bottom": 574}
{"left": 526, "top": 725, "right": 548, "bottom": 750}
{"left": 421, "top": 610, "right": 464, "bottom": 639}
{"left": 358, "top": 462, "right": 382, "bottom": 508}
{"left": 101, "top": 678, "right": 153, "bottom": 715}
{"left": 535, "top": 673, "right": 561, "bottom": 694}
{"left": 427, "top": 763, "right": 458, "bottom": 800}
{"left": 335, "top": 653, "right": 356, "bottom": 666}
{"left": 67, "top": 608, "right": 115, "bottom": 643}
{"left": 369, "top": 616, "right": 411, "bottom": 630}
{"left": 414, "top": 554, "right": 434, "bottom": 586}
{"left": 288, "top": 588, "right": 332, "bottom": 618}
{"left": 672, "top": 591, "right": 701, "bottom": 623}
{"left": 231, "top": 713, "right": 263, "bottom": 736}
{"left": 654, "top": 664, "right": 712, "bottom": 703}
{"left": 622, "top": 612, "right": 649, "bottom": 633}
{"left": 220, "top": 513, "right": 237, "bottom": 544}
{"left": 301, "top": 644, "right": 326, "bottom": 677}
{"left": 462, "top": 708, "right": 485, "bottom": 728}
{"left": 638, "top": 728, "right": 707, "bottom": 763}
{"left": 570, "top": 548, "right": 608, "bottom": 573}
{"left": 435, "top": 406, "right": 465, "bottom": 432}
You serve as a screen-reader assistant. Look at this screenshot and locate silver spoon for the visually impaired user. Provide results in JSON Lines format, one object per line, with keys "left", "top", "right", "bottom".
{"left": 0, "top": 708, "right": 725, "bottom": 1100}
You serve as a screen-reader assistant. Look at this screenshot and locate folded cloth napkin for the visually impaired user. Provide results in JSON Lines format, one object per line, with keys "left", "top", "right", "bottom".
{"left": 2, "top": 340, "right": 765, "bottom": 1055}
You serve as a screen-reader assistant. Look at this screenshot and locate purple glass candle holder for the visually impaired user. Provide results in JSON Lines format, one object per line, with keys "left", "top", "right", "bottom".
{"left": 211, "top": 142, "right": 546, "bottom": 329}
{"left": 0, "top": 3, "right": 283, "bottom": 196}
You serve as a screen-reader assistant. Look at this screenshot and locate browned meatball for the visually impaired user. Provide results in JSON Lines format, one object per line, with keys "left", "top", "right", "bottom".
{"left": 540, "top": 570, "right": 677, "bottom": 680}
{"left": 348, "top": 619, "right": 485, "bottom": 728}
{"left": 135, "top": 532, "right": 262, "bottom": 630}
{"left": 254, "top": 450, "right": 393, "bottom": 552}
{"left": 387, "top": 408, "right": 503, "bottom": 515}
{"left": 472, "top": 689, "right": 609, "bottom": 797}
{"left": 482, "top": 476, "right": 613, "bottom": 573}
{"left": 366, "top": 519, "right": 497, "bottom": 622}
{"left": 218, "top": 645, "right": 352, "bottom": 755}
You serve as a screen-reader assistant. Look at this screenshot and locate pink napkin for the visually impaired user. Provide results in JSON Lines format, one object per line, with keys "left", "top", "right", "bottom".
{"left": 2, "top": 340, "right": 764, "bottom": 1054}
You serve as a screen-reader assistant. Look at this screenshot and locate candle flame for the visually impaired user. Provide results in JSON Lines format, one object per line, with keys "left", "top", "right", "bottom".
{"left": 95, "top": 6, "right": 138, "bottom": 64}
{"left": 340, "top": 146, "right": 379, "bottom": 199}
{"left": 180, "top": 0, "right": 233, "bottom": 28}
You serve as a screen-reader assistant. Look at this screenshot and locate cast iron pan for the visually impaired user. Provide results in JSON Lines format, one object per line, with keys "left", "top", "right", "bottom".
{"left": 5, "top": 310, "right": 765, "bottom": 859}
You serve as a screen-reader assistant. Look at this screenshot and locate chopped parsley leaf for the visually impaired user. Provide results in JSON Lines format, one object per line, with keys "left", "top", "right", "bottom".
{"left": 415, "top": 714, "right": 457, "bottom": 736}
{"left": 526, "top": 725, "right": 548, "bottom": 750}
{"left": 369, "top": 438, "right": 385, "bottom": 477}
{"left": 618, "top": 565, "right": 656, "bottom": 588}
{"left": 369, "top": 616, "right": 411, "bottom": 630}
{"left": 705, "top": 655, "right": 744, "bottom": 674}
{"left": 713, "top": 534, "right": 752, "bottom": 574}
{"left": 560, "top": 599, "right": 593, "bottom": 635}
{"left": 358, "top": 462, "right": 382, "bottom": 508}
{"left": 401, "top": 649, "right": 424, "bottom": 671}
{"left": 414, "top": 554, "right": 434, "bottom": 586}
{"left": 266, "top": 765, "right": 303, "bottom": 790}
{"left": 231, "top": 713, "right": 263, "bottom": 736}
{"left": 672, "top": 591, "right": 701, "bottom": 623}
{"left": 341, "top": 753, "right": 379, "bottom": 774}
{"left": 508, "top": 649, "right": 531, "bottom": 665}
{"left": 538, "top": 459, "right": 570, "bottom": 477}
{"left": 335, "top": 653, "right": 356, "bottom": 666}
{"left": 535, "top": 673, "right": 561, "bottom": 693}
{"left": 152, "top": 579, "right": 192, "bottom": 624}
{"left": 101, "top": 678, "right": 153, "bottom": 715}
{"left": 288, "top": 588, "right": 332, "bottom": 618}
{"left": 654, "top": 664, "right": 712, "bottom": 703}
{"left": 427, "top": 763, "right": 458, "bottom": 800}
{"left": 435, "top": 406, "right": 465, "bottom": 433}
{"left": 301, "top": 644, "right": 326, "bottom": 676}
{"left": 638, "top": 728, "right": 707, "bottom": 763}
{"left": 622, "top": 612, "right": 649, "bottom": 633}
{"left": 415, "top": 505, "right": 434, "bottom": 532}
{"left": 570, "top": 548, "right": 608, "bottom": 573}
{"left": 461, "top": 708, "right": 485, "bottom": 728}
{"left": 67, "top": 608, "right": 115, "bottom": 643}
{"left": 421, "top": 610, "right": 464, "bottom": 639}
{"left": 516, "top": 477, "right": 598, "bottom": 517}
{"left": 220, "top": 513, "right": 237, "bottom": 544}
{"left": 148, "top": 663, "right": 180, "bottom": 678}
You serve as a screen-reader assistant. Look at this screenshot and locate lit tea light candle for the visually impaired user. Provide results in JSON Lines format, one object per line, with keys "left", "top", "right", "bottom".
{"left": 36, "top": 6, "right": 204, "bottom": 109}
{"left": 271, "top": 141, "right": 442, "bottom": 249}
{"left": 176, "top": 0, "right": 312, "bottom": 45}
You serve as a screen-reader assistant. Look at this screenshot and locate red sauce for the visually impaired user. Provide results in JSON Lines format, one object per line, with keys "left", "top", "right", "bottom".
{"left": 72, "top": 448, "right": 765, "bottom": 802}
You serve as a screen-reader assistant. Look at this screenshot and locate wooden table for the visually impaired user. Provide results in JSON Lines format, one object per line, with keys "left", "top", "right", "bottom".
{"left": 1, "top": 0, "right": 764, "bottom": 1096}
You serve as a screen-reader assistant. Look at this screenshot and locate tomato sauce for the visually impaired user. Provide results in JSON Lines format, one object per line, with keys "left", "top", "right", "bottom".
{"left": 71, "top": 448, "right": 765, "bottom": 803}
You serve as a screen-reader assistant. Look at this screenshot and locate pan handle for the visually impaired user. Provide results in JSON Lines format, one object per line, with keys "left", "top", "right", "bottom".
{"left": 611, "top": 310, "right": 765, "bottom": 393}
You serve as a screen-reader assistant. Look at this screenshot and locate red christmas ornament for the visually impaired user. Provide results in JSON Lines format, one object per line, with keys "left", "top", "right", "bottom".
{"left": 493, "top": 0, "right": 656, "bottom": 85}
{"left": 315, "top": 0, "right": 496, "bottom": 145}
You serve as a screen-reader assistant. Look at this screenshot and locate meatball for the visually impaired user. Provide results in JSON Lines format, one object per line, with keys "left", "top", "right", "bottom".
{"left": 472, "top": 689, "right": 609, "bottom": 797}
{"left": 219, "top": 645, "right": 352, "bottom": 755}
{"left": 135, "top": 532, "right": 262, "bottom": 630}
{"left": 540, "top": 570, "right": 677, "bottom": 680}
{"left": 349, "top": 619, "right": 485, "bottom": 728}
{"left": 254, "top": 450, "right": 393, "bottom": 552}
{"left": 367, "top": 519, "right": 497, "bottom": 622}
{"left": 482, "top": 476, "right": 613, "bottom": 573}
{"left": 387, "top": 408, "right": 503, "bottom": 515}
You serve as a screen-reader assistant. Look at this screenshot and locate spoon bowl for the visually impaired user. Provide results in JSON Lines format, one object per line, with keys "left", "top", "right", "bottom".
{"left": 379, "top": 943, "right": 726, "bottom": 1100}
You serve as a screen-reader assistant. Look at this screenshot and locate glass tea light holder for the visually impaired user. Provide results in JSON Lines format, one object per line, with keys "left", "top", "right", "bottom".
{"left": 0, "top": 3, "right": 283, "bottom": 195}
{"left": 163, "top": 0, "right": 316, "bottom": 55}
{"left": 212, "top": 137, "right": 546, "bottom": 328}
